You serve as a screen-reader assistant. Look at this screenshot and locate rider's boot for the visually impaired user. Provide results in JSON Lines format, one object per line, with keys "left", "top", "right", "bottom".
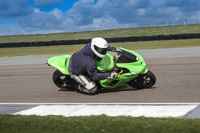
{"left": 77, "top": 85, "right": 97, "bottom": 95}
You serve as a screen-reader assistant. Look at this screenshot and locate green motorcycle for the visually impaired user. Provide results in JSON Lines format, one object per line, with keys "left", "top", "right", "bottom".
{"left": 47, "top": 47, "right": 156, "bottom": 91}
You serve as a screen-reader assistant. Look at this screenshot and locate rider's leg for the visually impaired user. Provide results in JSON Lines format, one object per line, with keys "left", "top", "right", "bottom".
{"left": 70, "top": 74, "right": 97, "bottom": 94}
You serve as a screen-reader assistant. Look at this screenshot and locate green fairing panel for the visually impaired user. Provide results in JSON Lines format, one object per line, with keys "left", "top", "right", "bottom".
{"left": 96, "top": 53, "right": 114, "bottom": 72}
{"left": 97, "top": 47, "right": 148, "bottom": 89}
{"left": 117, "top": 63, "right": 147, "bottom": 75}
{"left": 117, "top": 47, "right": 148, "bottom": 75}
{"left": 99, "top": 75, "right": 136, "bottom": 89}
{"left": 48, "top": 55, "right": 71, "bottom": 75}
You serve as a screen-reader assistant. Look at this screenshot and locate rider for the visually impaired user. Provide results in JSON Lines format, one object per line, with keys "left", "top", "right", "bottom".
{"left": 68, "top": 37, "right": 120, "bottom": 94}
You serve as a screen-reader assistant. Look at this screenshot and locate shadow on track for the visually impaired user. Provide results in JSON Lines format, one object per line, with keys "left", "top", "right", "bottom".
{"left": 58, "top": 86, "right": 156, "bottom": 96}
{"left": 96, "top": 87, "right": 156, "bottom": 95}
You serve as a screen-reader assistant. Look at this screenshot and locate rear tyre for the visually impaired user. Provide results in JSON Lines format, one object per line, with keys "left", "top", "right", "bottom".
{"left": 52, "top": 70, "right": 75, "bottom": 91}
{"left": 128, "top": 70, "right": 156, "bottom": 89}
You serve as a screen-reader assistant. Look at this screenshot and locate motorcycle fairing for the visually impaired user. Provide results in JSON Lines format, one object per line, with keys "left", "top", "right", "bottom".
{"left": 47, "top": 55, "right": 71, "bottom": 75}
{"left": 117, "top": 47, "right": 148, "bottom": 75}
{"left": 98, "top": 47, "right": 148, "bottom": 89}
{"left": 96, "top": 53, "right": 114, "bottom": 72}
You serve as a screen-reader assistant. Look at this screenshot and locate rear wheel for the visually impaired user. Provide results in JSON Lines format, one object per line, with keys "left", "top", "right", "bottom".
{"left": 52, "top": 70, "right": 76, "bottom": 90}
{"left": 128, "top": 70, "right": 156, "bottom": 89}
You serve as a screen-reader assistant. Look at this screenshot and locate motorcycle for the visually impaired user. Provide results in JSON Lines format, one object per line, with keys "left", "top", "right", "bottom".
{"left": 47, "top": 47, "right": 156, "bottom": 92}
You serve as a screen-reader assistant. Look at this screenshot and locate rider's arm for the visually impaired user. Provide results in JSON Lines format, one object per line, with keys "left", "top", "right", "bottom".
{"left": 86, "top": 60, "right": 108, "bottom": 81}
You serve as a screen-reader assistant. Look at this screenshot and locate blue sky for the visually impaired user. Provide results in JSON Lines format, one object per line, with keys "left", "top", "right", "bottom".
{"left": 0, "top": 0, "right": 200, "bottom": 35}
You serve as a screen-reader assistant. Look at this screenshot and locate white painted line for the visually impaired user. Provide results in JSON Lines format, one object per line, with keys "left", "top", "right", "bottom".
{"left": 128, "top": 105, "right": 197, "bottom": 117}
{"left": 14, "top": 105, "right": 198, "bottom": 118}
{"left": 2, "top": 103, "right": 200, "bottom": 105}
{"left": 69, "top": 105, "right": 140, "bottom": 117}
{"left": 15, "top": 105, "right": 87, "bottom": 117}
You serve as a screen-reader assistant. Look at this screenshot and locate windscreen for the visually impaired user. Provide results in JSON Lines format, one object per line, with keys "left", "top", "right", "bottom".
{"left": 117, "top": 50, "right": 138, "bottom": 63}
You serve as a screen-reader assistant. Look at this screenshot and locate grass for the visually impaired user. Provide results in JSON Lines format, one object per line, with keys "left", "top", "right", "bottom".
{"left": 0, "top": 114, "right": 200, "bottom": 133}
{"left": 0, "top": 39, "right": 200, "bottom": 57}
{"left": 0, "top": 24, "right": 200, "bottom": 43}
{"left": 0, "top": 44, "right": 85, "bottom": 57}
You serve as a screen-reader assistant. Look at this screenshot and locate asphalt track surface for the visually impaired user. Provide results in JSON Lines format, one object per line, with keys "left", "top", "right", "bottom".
{"left": 0, "top": 47, "right": 200, "bottom": 103}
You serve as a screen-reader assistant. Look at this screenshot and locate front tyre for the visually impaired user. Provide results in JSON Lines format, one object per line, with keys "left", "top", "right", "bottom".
{"left": 128, "top": 70, "right": 156, "bottom": 89}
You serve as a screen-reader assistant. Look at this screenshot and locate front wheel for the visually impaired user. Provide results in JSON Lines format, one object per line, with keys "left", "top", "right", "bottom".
{"left": 128, "top": 70, "right": 156, "bottom": 89}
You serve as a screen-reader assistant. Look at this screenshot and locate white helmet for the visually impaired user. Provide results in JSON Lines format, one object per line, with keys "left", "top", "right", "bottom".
{"left": 91, "top": 37, "right": 108, "bottom": 59}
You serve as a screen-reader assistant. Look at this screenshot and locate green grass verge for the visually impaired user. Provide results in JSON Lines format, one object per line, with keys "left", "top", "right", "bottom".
{"left": 0, "top": 24, "right": 200, "bottom": 43}
{"left": 0, "top": 114, "right": 200, "bottom": 133}
{"left": 0, "top": 39, "right": 200, "bottom": 57}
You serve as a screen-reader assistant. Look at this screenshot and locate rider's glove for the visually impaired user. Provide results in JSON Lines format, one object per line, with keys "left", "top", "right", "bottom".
{"left": 116, "top": 48, "right": 122, "bottom": 53}
{"left": 107, "top": 71, "right": 118, "bottom": 80}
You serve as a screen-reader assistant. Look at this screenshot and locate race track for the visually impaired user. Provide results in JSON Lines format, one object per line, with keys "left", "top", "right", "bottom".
{"left": 0, "top": 47, "right": 200, "bottom": 103}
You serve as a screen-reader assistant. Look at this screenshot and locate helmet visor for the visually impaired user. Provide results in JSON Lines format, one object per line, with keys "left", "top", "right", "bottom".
{"left": 94, "top": 45, "right": 107, "bottom": 56}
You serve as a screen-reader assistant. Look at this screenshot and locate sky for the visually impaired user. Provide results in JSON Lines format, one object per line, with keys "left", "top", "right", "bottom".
{"left": 0, "top": 0, "right": 200, "bottom": 36}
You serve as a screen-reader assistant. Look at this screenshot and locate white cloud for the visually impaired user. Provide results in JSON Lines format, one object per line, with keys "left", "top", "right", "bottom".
{"left": 137, "top": 9, "right": 146, "bottom": 16}
{"left": 0, "top": 0, "right": 33, "bottom": 18}
{"left": 34, "top": 8, "right": 40, "bottom": 13}
{"left": 0, "top": 23, "right": 26, "bottom": 35}
{"left": 1, "top": 0, "right": 200, "bottom": 35}
{"left": 192, "top": 11, "right": 200, "bottom": 21}
{"left": 34, "top": 0, "right": 64, "bottom": 8}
